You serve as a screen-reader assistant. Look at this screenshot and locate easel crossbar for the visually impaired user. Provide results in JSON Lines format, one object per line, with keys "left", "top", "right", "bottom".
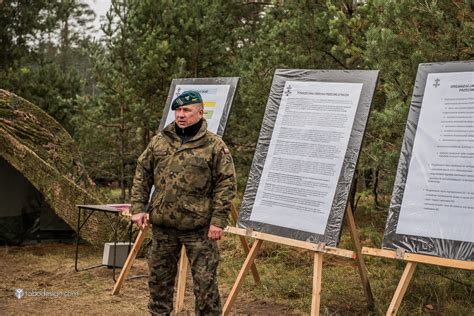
{"left": 225, "top": 226, "right": 356, "bottom": 259}
{"left": 362, "top": 247, "right": 474, "bottom": 270}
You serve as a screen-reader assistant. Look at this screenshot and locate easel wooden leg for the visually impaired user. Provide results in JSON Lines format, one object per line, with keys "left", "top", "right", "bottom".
{"left": 177, "top": 202, "right": 259, "bottom": 311}
{"left": 175, "top": 246, "right": 188, "bottom": 312}
{"left": 346, "top": 204, "right": 374, "bottom": 309}
{"left": 113, "top": 201, "right": 260, "bottom": 307}
{"left": 386, "top": 262, "right": 417, "bottom": 316}
{"left": 112, "top": 227, "right": 147, "bottom": 295}
{"left": 311, "top": 253, "right": 324, "bottom": 316}
{"left": 112, "top": 227, "right": 189, "bottom": 312}
{"left": 230, "top": 203, "right": 261, "bottom": 284}
{"left": 223, "top": 239, "right": 264, "bottom": 316}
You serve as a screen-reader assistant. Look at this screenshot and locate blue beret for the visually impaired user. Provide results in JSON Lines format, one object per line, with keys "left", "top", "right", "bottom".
{"left": 171, "top": 90, "right": 203, "bottom": 110}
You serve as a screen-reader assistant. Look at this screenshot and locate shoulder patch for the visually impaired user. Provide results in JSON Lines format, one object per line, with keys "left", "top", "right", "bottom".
{"left": 224, "top": 148, "right": 230, "bottom": 154}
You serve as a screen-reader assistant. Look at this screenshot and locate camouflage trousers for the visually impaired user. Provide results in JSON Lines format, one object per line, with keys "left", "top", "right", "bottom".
{"left": 148, "top": 225, "right": 221, "bottom": 316}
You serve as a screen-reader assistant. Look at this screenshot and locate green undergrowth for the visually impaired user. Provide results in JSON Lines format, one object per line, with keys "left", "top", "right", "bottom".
{"left": 219, "top": 196, "right": 474, "bottom": 315}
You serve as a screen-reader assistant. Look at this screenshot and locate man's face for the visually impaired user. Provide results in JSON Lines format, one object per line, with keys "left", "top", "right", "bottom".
{"left": 174, "top": 103, "right": 203, "bottom": 128}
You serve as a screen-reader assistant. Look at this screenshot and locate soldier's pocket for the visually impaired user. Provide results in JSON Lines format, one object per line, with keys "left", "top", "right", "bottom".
{"left": 176, "top": 195, "right": 211, "bottom": 229}
{"left": 182, "top": 157, "right": 211, "bottom": 193}
{"left": 152, "top": 149, "right": 170, "bottom": 173}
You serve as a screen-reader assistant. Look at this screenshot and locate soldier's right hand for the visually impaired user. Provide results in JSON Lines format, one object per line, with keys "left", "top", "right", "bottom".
{"left": 131, "top": 212, "right": 149, "bottom": 230}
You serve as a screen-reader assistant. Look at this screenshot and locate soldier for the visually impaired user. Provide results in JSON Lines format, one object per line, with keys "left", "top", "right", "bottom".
{"left": 130, "top": 90, "right": 236, "bottom": 315}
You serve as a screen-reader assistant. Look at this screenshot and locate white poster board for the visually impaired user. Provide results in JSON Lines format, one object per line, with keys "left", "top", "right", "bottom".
{"left": 237, "top": 69, "right": 379, "bottom": 246}
{"left": 382, "top": 61, "right": 474, "bottom": 261}
{"left": 250, "top": 81, "right": 363, "bottom": 234}
{"left": 396, "top": 71, "right": 474, "bottom": 243}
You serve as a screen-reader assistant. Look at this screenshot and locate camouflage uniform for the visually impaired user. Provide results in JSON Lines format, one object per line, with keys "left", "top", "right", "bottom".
{"left": 131, "top": 119, "right": 236, "bottom": 315}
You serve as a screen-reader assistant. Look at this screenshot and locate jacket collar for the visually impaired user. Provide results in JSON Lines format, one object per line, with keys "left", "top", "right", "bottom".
{"left": 175, "top": 118, "right": 203, "bottom": 141}
{"left": 162, "top": 119, "right": 209, "bottom": 150}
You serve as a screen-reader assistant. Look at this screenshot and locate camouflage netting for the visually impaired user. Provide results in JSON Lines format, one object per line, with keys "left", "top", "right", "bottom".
{"left": 0, "top": 89, "right": 129, "bottom": 245}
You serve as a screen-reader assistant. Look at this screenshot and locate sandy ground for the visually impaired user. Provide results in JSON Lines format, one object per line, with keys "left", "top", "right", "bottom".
{"left": 0, "top": 242, "right": 298, "bottom": 315}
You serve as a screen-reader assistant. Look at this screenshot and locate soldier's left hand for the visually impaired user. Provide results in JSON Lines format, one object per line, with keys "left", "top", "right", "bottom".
{"left": 131, "top": 212, "right": 149, "bottom": 230}
{"left": 208, "top": 225, "right": 223, "bottom": 240}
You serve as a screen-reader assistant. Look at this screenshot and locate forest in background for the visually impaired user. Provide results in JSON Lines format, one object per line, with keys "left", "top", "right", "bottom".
{"left": 1, "top": 0, "right": 472, "bottom": 205}
{"left": 2, "top": 1, "right": 473, "bottom": 314}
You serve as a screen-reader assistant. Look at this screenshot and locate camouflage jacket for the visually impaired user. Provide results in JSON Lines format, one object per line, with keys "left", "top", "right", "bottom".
{"left": 130, "top": 120, "right": 236, "bottom": 230}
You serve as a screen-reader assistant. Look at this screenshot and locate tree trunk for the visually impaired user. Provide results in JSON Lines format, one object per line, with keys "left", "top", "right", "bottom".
{"left": 349, "top": 173, "right": 358, "bottom": 212}
{"left": 373, "top": 168, "right": 382, "bottom": 209}
{"left": 119, "top": 100, "right": 126, "bottom": 203}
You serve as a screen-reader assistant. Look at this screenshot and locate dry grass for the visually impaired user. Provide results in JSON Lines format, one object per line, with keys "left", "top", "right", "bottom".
{"left": 0, "top": 240, "right": 297, "bottom": 315}
{"left": 1, "top": 196, "right": 472, "bottom": 315}
{"left": 0, "top": 243, "right": 150, "bottom": 315}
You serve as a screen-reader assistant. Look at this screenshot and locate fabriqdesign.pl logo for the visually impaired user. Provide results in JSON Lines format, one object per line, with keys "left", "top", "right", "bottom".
{"left": 15, "top": 288, "right": 25, "bottom": 299}
{"left": 13, "top": 288, "right": 80, "bottom": 299}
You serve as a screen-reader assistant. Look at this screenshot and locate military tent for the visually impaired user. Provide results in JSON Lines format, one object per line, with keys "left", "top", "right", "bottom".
{"left": 0, "top": 89, "right": 113, "bottom": 245}
{"left": 0, "top": 156, "right": 74, "bottom": 244}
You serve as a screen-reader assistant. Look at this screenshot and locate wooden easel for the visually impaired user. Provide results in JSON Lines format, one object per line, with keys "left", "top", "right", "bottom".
{"left": 112, "top": 202, "right": 261, "bottom": 312}
{"left": 223, "top": 203, "right": 374, "bottom": 316}
{"left": 362, "top": 247, "right": 474, "bottom": 315}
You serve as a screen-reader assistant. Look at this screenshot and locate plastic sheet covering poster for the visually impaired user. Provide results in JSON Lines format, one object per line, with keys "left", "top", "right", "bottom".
{"left": 160, "top": 77, "right": 239, "bottom": 136}
{"left": 383, "top": 61, "right": 474, "bottom": 261}
{"left": 238, "top": 69, "right": 379, "bottom": 246}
